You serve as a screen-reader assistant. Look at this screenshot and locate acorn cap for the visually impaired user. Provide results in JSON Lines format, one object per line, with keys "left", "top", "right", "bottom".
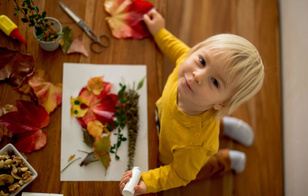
{"left": 10, "top": 28, "right": 27, "bottom": 44}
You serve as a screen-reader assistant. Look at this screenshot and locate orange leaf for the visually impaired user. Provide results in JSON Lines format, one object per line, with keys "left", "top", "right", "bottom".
{"left": 87, "top": 76, "right": 105, "bottom": 95}
{"left": 29, "top": 69, "right": 62, "bottom": 114}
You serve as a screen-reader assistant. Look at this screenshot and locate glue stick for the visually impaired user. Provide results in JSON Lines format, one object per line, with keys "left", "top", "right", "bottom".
{"left": 122, "top": 167, "right": 142, "bottom": 196}
{"left": 0, "top": 15, "right": 27, "bottom": 44}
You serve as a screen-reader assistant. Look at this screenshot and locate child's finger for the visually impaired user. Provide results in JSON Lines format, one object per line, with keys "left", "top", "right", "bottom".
{"left": 119, "top": 171, "right": 132, "bottom": 191}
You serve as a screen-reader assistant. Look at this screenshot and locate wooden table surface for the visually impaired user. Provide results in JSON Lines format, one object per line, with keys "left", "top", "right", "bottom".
{"left": 0, "top": 0, "right": 164, "bottom": 195}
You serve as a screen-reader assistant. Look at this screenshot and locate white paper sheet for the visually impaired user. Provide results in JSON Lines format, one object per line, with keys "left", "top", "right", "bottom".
{"left": 61, "top": 63, "right": 148, "bottom": 181}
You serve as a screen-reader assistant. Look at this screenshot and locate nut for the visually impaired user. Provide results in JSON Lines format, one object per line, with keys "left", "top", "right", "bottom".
{"left": 20, "top": 167, "right": 28, "bottom": 172}
{"left": 0, "top": 190, "right": 9, "bottom": 196}
{"left": 3, "top": 159, "right": 12, "bottom": 166}
{"left": 0, "top": 149, "right": 33, "bottom": 194}
{"left": 8, "top": 182, "right": 21, "bottom": 193}
{"left": 22, "top": 171, "right": 33, "bottom": 182}
{"left": 0, "top": 161, "right": 4, "bottom": 169}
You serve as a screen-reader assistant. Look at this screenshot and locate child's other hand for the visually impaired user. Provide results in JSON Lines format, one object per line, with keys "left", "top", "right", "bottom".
{"left": 119, "top": 170, "right": 147, "bottom": 195}
{"left": 143, "top": 9, "right": 165, "bottom": 36}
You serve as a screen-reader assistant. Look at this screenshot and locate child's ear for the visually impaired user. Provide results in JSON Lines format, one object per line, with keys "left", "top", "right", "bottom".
{"left": 213, "top": 103, "right": 225, "bottom": 110}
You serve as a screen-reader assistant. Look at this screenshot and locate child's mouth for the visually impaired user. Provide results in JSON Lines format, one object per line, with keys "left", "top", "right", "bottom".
{"left": 185, "top": 78, "right": 193, "bottom": 92}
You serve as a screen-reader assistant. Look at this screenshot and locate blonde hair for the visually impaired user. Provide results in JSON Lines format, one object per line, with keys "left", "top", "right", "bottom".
{"left": 187, "top": 34, "right": 264, "bottom": 119}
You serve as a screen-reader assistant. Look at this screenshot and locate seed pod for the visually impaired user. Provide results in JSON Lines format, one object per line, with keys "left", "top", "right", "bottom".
{"left": 125, "top": 89, "right": 140, "bottom": 170}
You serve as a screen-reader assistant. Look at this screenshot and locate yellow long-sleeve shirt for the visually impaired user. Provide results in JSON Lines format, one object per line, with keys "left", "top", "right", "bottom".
{"left": 141, "top": 29, "right": 220, "bottom": 193}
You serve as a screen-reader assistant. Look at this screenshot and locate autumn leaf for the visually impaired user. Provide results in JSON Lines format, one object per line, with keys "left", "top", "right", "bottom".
{"left": 0, "top": 47, "right": 35, "bottom": 87}
{"left": 82, "top": 128, "right": 95, "bottom": 148}
{"left": 87, "top": 76, "right": 105, "bottom": 95}
{"left": 29, "top": 69, "right": 62, "bottom": 114}
{"left": 67, "top": 38, "right": 89, "bottom": 57}
{"left": 79, "top": 88, "right": 117, "bottom": 128}
{"left": 0, "top": 100, "right": 49, "bottom": 153}
{"left": 87, "top": 120, "right": 110, "bottom": 140}
{"left": 104, "top": 0, "right": 153, "bottom": 39}
{"left": 0, "top": 104, "right": 17, "bottom": 141}
{"left": 93, "top": 135, "right": 111, "bottom": 170}
{"left": 61, "top": 26, "right": 73, "bottom": 54}
{"left": 73, "top": 79, "right": 117, "bottom": 129}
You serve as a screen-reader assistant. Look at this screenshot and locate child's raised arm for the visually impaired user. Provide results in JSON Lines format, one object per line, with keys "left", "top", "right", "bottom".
{"left": 143, "top": 9, "right": 165, "bottom": 36}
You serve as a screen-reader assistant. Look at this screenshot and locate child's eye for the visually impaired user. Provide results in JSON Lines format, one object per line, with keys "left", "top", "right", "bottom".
{"left": 211, "top": 78, "right": 219, "bottom": 88}
{"left": 199, "top": 57, "right": 206, "bottom": 66}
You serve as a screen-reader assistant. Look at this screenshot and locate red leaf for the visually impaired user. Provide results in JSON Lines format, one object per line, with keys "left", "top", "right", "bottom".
{"left": 13, "top": 130, "right": 47, "bottom": 153}
{"left": 104, "top": 0, "right": 153, "bottom": 39}
{"left": 0, "top": 100, "right": 50, "bottom": 153}
{"left": 0, "top": 47, "right": 35, "bottom": 87}
{"left": 78, "top": 86, "right": 117, "bottom": 128}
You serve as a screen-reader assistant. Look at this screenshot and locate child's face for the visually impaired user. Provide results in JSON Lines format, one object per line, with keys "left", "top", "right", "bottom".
{"left": 177, "top": 46, "right": 235, "bottom": 114}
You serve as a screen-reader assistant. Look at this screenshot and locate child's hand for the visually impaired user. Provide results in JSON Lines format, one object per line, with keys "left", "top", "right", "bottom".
{"left": 119, "top": 170, "right": 147, "bottom": 195}
{"left": 143, "top": 9, "right": 165, "bottom": 36}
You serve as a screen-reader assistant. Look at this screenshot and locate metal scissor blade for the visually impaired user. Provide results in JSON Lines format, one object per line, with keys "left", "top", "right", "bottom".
{"left": 59, "top": 1, "right": 81, "bottom": 23}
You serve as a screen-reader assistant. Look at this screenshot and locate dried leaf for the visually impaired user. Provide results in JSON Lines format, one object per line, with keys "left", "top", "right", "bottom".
{"left": 87, "top": 76, "right": 105, "bottom": 95}
{"left": 93, "top": 135, "right": 111, "bottom": 170}
{"left": 104, "top": 0, "right": 153, "bottom": 39}
{"left": 80, "top": 151, "right": 96, "bottom": 166}
{"left": 61, "top": 26, "right": 73, "bottom": 54}
{"left": 68, "top": 154, "right": 76, "bottom": 162}
{"left": 67, "top": 38, "right": 89, "bottom": 57}
{"left": 87, "top": 120, "right": 110, "bottom": 140}
{"left": 0, "top": 47, "right": 35, "bottom": 86}
{"left": 70, "top": 96, "right": 89, "bottom": 117}
{"left": 82, "top": 128, "right": 96, "bottom": 148}
{"left": 73, "top": 79, "right": 117, "bottom": 129}
{"left": 0, "top": 104, "right": 17, "bottom": 141}
{"left": 29, "top": 69, "right": 62, "bottom": 114}
{"left": 0, "top": 100, "right": 50, "bottom": 153}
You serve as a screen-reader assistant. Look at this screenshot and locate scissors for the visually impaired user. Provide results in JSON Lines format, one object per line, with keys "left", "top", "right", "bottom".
{"left": 59, "top": 1, "right": 110, "bottom": 53}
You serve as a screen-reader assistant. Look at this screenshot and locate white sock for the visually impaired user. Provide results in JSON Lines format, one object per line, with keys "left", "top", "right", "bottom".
{"left": 223, "top": 117, "right": 254, "bottom": 146}
{"left": 229, "top": 150, "right": 246, "bottom": 173}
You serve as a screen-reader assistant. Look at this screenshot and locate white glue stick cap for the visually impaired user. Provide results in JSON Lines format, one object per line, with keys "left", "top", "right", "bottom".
{"left": 122, "top": 167, "right": 142, "bottom": 196}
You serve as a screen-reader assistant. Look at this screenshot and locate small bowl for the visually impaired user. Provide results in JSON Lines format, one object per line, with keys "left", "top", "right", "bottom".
{"left": 0, "top": 143, "right": 38, "bottom": 196}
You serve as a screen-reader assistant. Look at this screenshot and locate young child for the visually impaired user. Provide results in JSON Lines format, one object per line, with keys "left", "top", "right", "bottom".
{"left": 120, "top": 9, "right": 264, "bottom": 194}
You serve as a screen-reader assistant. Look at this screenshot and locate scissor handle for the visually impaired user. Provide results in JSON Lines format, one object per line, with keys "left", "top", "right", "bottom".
{"left": 90, "top": 34, "right": 110, "bottom": 53}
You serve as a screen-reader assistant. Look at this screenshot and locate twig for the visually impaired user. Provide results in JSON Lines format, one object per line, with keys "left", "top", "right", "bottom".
{"left": 61, "top": 157, "right": 81, "bottom": 173}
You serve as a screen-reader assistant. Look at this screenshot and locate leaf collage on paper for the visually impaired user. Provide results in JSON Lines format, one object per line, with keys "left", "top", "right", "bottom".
{"left": 104, "top": 0, "right": 153, "bottom": 39}
{"left": 68, "top": 75, "right": 147, "bottom": 172}
{"left": 70, "top": 76, "right": 118, "bottom": 171}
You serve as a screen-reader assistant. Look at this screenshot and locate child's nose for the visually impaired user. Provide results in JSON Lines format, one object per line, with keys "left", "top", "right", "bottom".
{"left": 192, "top": 71, "right": 201, "bottom": 85}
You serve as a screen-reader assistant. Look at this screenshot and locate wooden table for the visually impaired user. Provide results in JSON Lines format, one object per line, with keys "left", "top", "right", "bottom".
{"left": 0, "top": 0, "right": 164, "bottom": 195}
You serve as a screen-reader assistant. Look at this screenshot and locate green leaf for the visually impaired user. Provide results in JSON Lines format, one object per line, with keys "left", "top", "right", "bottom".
{"left": 121, "top": 137, "right": 127, "bottom": 142}
{"left": 42, "top": 11, "right": 46, "bottom": 19}
{"left": 33, "top": 6, "right": 39, "bottom": 12}
{"left": 93, "top": 135, "right": 111, "bottom": 170}
{"left": 137, "top": 76, "right": 146, "bottom": 90}
{"left": 82, "top": 128, "right": 95, "bottom": 148}
{"left": 61, "top": 26, "right": 73, "bottom": 54}
{"left": 117, "top": 141, "right": 121, "bottom": 148}
{"left": 115, "top": 155, "right": 120, "bottom": 160}
{"left": 21, "top": 18, "right": 28, "bottom": 23}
